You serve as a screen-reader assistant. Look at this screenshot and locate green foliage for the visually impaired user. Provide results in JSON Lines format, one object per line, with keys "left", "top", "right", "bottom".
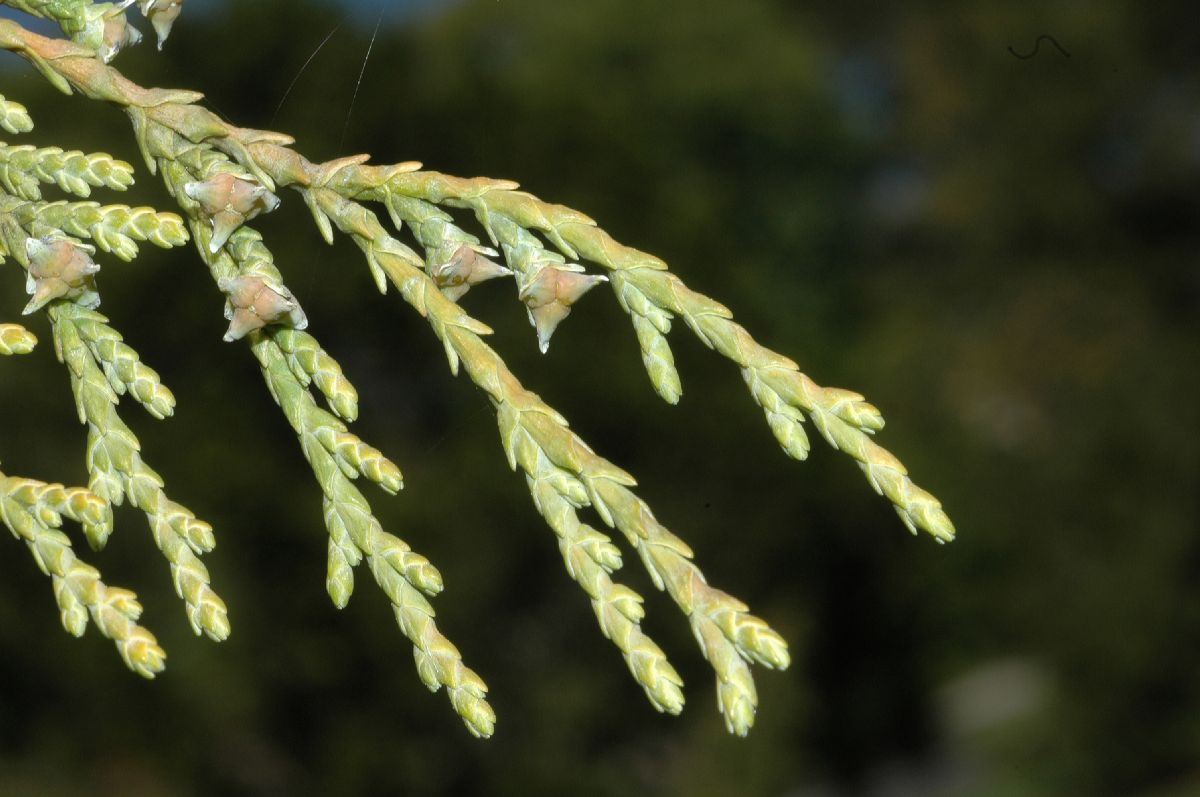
{"left": 0, "top": 0, "right": 957, "bottom": 744}
{"left": 0, "top": 0, "right": 1193, "bottom": 794}
{"left": 0, "top": 467, "right": 165, "bottom": 676}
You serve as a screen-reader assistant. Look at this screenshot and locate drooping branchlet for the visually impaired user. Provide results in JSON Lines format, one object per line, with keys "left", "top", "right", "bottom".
{"left": 0, "top": 3, "right": 959, "bottom": 739}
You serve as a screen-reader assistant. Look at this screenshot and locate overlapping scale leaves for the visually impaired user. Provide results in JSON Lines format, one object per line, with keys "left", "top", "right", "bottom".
{"left": 0, "top": 2, "right": 956, "bottom": 737}
{"left": 0, "top": 87, "right": 225, "bottom": 676}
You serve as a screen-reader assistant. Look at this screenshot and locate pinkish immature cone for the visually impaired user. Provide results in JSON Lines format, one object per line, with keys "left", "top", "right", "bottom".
{"left": 98, "top": 10, "right": 141, "bottom": 63}
{"left": 184, "top": 172, "right": 280, "bottom": 253}
{"left": 430, "top": 244, "right": 512, "bottom": 302}
{"left": 519, "top": 266, "right": 607, "bottom": 353}
{"left": 217, "top": 275, "right": 308, "bottom": 342}
{"left": 23, "top": 237, "right": 101, "bottom": 314}
{"left": 138, "top": 0, "right": 183, "bottom": 49}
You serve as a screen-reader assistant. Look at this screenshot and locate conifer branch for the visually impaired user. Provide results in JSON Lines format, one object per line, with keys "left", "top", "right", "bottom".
{"left": 68, "top": 304, "right": 175, "bottom": 418}
{"left": 381, "top": 176, "right": 954, "bottom": 542}
{"left": 0, "top": 141, "right": 134, "bottom": 200}
{"left": 332, "top": 189, "right": 688, "bottom": 716}
{"left": 0, "top": 7, "right": 959, "bottom": 737}
{"left": 0, "top": 122, "right": 227, "bottom": 638}
{"left": 120, "top": 123, "right": 497, "bottom": 736}
{"left": 528, "top": 473, "right": 686, "bottom": 715}
{"left": 0, "top": 469, "right": 166, "bottom": 676}
{"left": 48, "top": 300, "right": 229, "bottom": 638}
{"left": 5, "top": 0, "right": 142, "bottom": 62}
{"left": 272, "top": 328, "right": 360, "bottom": 423}
{"left": 300, "top": 184, "right": 786, "bottom": 734}
{"left": 0, "top": 195, "right": 187, "bottom": 260}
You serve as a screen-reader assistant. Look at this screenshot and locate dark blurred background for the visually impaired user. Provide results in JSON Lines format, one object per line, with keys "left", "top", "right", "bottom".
{"left": 0, "top": 1, "right": 1197, "bottom": 794}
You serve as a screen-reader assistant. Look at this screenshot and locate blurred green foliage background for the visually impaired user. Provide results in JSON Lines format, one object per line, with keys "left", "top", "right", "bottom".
{"left": 0, "top": 0, "right": 1197, "bottom": 794}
